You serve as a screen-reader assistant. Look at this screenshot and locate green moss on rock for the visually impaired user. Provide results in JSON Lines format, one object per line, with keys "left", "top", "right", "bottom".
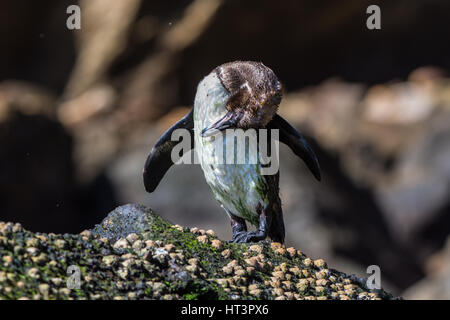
{"left": 0, "top": 204, "right": 398, "bottom": 300}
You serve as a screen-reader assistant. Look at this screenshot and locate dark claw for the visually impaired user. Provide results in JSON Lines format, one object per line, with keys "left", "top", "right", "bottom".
{"left": 229, "top": 211, "right": 269, "bottom": 243}
{"left": 232, "top": 230, "right": 266, "bottom": 243}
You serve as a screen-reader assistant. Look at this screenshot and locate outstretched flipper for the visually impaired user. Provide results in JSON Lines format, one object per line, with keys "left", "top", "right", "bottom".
{"left": 143, "top": 108, "right": 194, "bottom": 192}
{"left": 268, "top": 114, "right": 321, "bottom": 181}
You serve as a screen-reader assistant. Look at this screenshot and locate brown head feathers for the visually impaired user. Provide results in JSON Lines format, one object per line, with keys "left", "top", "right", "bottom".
{"left": 214, "top": 61, "right": 282, "bottom": 129}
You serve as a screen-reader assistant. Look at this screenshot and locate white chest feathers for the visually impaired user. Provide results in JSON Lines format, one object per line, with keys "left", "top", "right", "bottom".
{"left": 193, "top": 72, "right": 268, "bottom": 226}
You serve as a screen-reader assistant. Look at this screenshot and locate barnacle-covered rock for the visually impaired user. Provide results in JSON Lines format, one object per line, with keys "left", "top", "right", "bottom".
{"left": 0, "top": 204, "right": 397, "bottom": 300}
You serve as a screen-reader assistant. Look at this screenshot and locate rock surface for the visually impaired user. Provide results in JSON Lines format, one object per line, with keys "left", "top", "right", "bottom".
{"left": 0, "top": 204, "right": 396, "bottom": 300}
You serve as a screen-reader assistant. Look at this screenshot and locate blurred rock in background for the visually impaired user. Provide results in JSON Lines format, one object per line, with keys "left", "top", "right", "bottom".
{"left": 0, "top": 0, "right": 449, "bottom": 296}
{"left": 403, "top": 237, "right": 450, "bottom": 299}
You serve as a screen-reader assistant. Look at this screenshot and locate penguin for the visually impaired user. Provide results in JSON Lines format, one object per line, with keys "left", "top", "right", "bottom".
{"left": 143, "top": 61, "right": 321, "bottom": 244}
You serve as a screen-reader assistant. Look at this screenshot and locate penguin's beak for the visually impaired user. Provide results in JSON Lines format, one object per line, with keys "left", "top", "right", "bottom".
{"left": 201, "top": 111, "right": 239, "bottom": 137}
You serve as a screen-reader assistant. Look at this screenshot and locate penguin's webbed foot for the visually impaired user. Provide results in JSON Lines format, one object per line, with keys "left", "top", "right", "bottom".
{"left": 229, "top": 211, "right": 269, "bottom": 243}
{"left": 232, "top": 230, "right": 266, "bottom": 243}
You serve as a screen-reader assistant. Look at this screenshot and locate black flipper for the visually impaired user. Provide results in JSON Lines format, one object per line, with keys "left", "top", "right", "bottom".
{"left": 143, "top": 108, "right": 194, "bottom": 192}
{"left": 268, "top": 114, "right": 321, "bottom": 181}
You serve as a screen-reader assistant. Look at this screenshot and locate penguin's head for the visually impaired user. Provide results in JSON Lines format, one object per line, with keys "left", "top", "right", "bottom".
{"left": 201, "top": 61, "right": 282, "bottom": 137}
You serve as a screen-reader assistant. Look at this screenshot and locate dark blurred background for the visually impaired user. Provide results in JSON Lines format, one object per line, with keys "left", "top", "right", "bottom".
{"left": 1, "top": 0, "right": 450, "bottom": 298}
